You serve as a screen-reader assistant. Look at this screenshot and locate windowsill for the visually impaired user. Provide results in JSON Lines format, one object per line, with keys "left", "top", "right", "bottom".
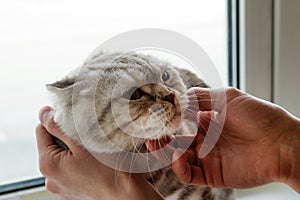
{"left": 0, "top": 183, "right": 299, "bottom": 200}
{"left": 0, "top": 187, "right": 58, "bottom": 200}
{"left": 235, "top": 183, "right": 300, "bottom": 200}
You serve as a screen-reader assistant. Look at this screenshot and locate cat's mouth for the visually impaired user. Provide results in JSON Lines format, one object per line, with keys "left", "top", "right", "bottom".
{"left": 145, "top": 135, "right": 174, "bottom": 151}
{"left": 124, "top": 84, "right": 185, "bottom": 140}
{"left": 144, "top": 93, "right": 183, "bottom": 140}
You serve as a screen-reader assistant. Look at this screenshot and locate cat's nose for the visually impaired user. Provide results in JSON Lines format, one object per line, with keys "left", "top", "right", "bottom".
{"left": 163, "top": 93, "right": 175, "bottom": 105}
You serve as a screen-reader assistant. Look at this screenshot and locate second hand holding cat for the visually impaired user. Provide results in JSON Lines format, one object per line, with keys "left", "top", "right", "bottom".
{"left": 146, "top": 87, "right": 300, "bottom": 193}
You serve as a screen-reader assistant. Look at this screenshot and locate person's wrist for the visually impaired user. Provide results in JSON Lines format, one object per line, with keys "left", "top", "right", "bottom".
{"left": 287, "top": 117, "right": 300, "bottom": 193}
{"left": 278, "top": 115, "right": 300, "bottom": 193}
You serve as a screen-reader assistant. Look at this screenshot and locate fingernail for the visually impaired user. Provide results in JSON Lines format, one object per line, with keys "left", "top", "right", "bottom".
{"left": 38, "top": 106, "right": 55, "bottom": 124}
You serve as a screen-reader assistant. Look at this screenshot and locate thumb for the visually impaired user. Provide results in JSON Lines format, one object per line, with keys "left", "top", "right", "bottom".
{"left": 38, "top": 106, "right": 84, "bottom": 155}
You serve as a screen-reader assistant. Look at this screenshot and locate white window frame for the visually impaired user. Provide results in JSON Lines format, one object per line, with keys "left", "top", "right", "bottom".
{"left": 237, "top": 0, "right": 300, "bottom": 114}
{"left": 273, "top": 0, "right": 300, "bottom": 117}
{"left": 237, "top": 0, "right": 273, "bottom": 101}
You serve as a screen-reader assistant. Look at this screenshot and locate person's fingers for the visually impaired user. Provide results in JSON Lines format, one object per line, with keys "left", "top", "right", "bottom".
{"left": 36, "top": 123, "right": 64, "bottom": 178}
{"left": 172, "top": 147, "right": 197, "bottom": 165}
{"left": 35, "top": 123, "right": 56, "bottom": 156}
{"left": 197, "top": 111, "right": 212, "bottom": 136}
{"left": 145, "top": 139, "right": 175, "bottom": 164}
{"left": 145, "top": 135, "right": 198, "bottom": 164}
{"left": 187, "top": 87, "right": 212, "bottom": 112}
{"left": 38, "top": 107, "right": 69, "bottom": 145}
{"left": 38, "top": 106, "right": 53, "bottom": 123}
{"left": 187, "top": 87, "right": 227, "bottom": 113}
{"left": 173, "top": 135, "right": 196, "bottom": 149}
{"left": 38, "top": 106, "right": 83, "bottom": 155}
{"left": 144, "top": 139, "right": 157, "bottom": 152}
{"left": 145, "top": 135, "right": 195, "bottom": 151}
{"left": 172, "top": 149, "right": 208, "bottom": 185}
{"left": 188, "top": 166, "right": 208, "bottom": 185}
{"left": 172, "top": 149, "right": 192, "bottom": 183}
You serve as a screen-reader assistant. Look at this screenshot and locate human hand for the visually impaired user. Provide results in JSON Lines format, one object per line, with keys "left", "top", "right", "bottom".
{"left": 36, "top": 106, "right": 163, "bottom": 200}
{"left": 147, "top": 87, "right": 300, "bottom": 192}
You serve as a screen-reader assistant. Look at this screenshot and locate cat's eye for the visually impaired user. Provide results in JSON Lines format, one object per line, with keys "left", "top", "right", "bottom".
{"left": 122, "top": 87, "right": 143, "bottom": 100}
{"left": 162, "top": 71, "right": 170, "bottom": 82}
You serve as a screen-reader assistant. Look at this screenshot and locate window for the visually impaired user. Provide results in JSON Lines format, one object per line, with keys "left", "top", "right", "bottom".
{"left": 0, "top": 0, "right": 228, "bottom": 190}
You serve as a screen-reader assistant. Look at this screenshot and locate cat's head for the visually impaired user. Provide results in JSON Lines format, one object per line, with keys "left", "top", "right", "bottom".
{"left": 47, "top": 52, "right": 193, "bottom": 153}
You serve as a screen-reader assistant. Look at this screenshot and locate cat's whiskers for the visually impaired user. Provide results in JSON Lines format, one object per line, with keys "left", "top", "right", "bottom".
{"left": 164, "top": 118, "right": 177, "bottom": 131}
{"left": 111, "top": 134, "right": 130, "bottom": 191}
{"left": 115, "top": 147, "right": 132, "bottom": 178}
{"left": 80, "top": 132, "right": 102, "bottom": 148}
{"left": 183, "top": 108, "right": 199, "bottom": 119}
{"left": 113, "top": 130, "right": 134, "bottom": 179}
{"left": 113, "top": 152, "right": 135, "bottom": 194}
{"left": 186, "top": 104, "right": 201, "bottom": 109}
{"left": 126, "top": 122, "right": 148, "bottom": 172}
{"left": 129, "top": 137, "right": 139, "bottom": 173}
{"left": 131, "top": 137, "right": 142, "bottom": 153}
{"left": 161, "top": 118, "right": 177, "bottom": 141}
{"left": 187, "top": 92, "right": 220, "bottom": 101}
{"left": 156, "top": 137, "right": 169, "bottom": 163}
{"left": 184, "top": 107, "right": 199, "bottom": 113}
{"left": 157, "top": 119, "right": 174, "bottom": 163}
{"left": 188, "top": 98, "right": 220, "bottom": 101}
{"left": 131, "top": 134, "right": 146, "bottom": 157}
{"left": 113, "top": 162, "right": 121, "bottom": 190}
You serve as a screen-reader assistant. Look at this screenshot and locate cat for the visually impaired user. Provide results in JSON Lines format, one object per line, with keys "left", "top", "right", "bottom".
{"left": 47, "top": 51, "right": 234, "bottom": 200}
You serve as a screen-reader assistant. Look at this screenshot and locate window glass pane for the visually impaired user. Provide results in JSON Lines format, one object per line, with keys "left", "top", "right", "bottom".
{"left": 0, "top": 0, "right": 228, "bottom": 185}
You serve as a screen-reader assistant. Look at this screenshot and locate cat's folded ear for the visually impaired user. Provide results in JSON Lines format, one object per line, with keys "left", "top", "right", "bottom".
{"left": 46, "top": 77, "right": 75, "bottom": 105}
